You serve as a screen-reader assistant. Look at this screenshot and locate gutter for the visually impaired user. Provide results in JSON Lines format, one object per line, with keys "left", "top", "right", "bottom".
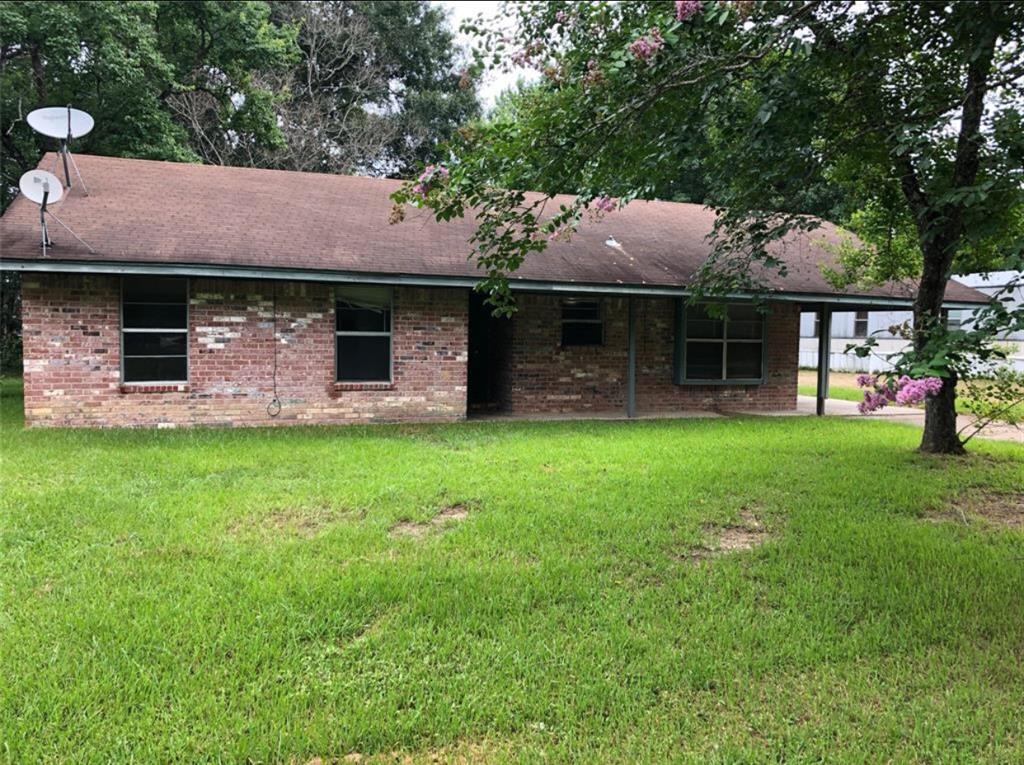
{"left": 0, "top": 258, "right": 988, "bottom": 311}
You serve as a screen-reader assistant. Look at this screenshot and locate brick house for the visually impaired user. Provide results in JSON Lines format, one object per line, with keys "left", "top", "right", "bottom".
{"left": 0, "top": 154, "right": 987, "bottom": 428}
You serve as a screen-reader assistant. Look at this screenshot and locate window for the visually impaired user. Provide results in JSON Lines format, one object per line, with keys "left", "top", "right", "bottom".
{"left": 336, "top": 286, "right": 392, "bottom": 382}
{"left": 121, "top": 276, "right": 188, "bottom": 383}
{"left": 675, "top": 303, "right": 765, "bottom": 384}
{"left": 947, "top": 311, "right": 963, "bottom": 331}
{"left": 853, "top": 310, "right": 869, "bottom": 338}
{"left": 561, "top": 299, "right": 603, "bottom": 346}
{"left": 812, "top": 314, "right": 820, "bottom": 338}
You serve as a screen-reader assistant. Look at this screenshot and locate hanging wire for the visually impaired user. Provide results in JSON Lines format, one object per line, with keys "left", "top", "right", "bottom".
{"left": 267, "top": 281, "right": 281, "bottom": 417}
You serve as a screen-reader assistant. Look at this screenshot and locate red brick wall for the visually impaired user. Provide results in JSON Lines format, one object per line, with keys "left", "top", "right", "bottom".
{"left": 501, "top": 294, "right": 798, "bottom": 414}
{"left": 19, "top": 276, "right": 797, "bottom": 428}
{"left": 20, "top": 274, "right": 468, "bottom": 428}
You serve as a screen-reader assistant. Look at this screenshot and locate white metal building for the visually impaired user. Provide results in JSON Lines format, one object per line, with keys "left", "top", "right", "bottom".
{"left": 799, "top": 271, "right": 1024, "bottom": 372}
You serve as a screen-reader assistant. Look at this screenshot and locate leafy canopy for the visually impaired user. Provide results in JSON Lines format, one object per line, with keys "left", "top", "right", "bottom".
{"left": 395, "top": 0, "right": 1023, "bottom": 310}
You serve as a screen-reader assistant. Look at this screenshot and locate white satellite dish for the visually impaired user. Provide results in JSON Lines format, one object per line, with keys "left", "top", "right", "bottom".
{"left": 26, "top": 105, "right": 93, "bottom": 194}
{"left": 19, "top": 169, "right": 64, "bottom": 205}
{"left": 27, "top": 106, "right": 94, "bottom": 139}
{"left": 18, "top": 169, "right": 94, "bottom": 257}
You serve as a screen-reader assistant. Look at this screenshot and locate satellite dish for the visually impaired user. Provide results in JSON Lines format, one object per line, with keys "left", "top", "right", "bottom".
{"left": 27, "top": 106, "right": 94, "bottom": 140}
{"left": 19, "top": 170, "right": 64, "bottom": 205}
{"left": 18, "top": 169, "right": 94, "bottom": 257}
{"left": 26, "top": 105, "right": 93, "bottom": 194}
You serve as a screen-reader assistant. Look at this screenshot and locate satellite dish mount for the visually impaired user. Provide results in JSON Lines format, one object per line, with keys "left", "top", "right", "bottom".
{"left": 27, "top": 105, "right": 94, "bottom": 195}
{"left": 18, "top": 169, "right": 94, "bottom": 257}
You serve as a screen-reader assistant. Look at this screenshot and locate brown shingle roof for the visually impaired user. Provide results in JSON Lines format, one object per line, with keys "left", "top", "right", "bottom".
{"left": 0, "top": 153, "right": 987, "bottom": 304}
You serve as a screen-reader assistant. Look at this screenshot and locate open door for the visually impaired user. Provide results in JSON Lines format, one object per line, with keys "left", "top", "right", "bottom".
{"left": 467, "top": 291, "right": 511, "bottom": 413}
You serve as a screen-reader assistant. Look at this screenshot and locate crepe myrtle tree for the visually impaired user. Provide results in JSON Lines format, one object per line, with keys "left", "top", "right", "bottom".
{"left": 392, "top": 0, "right": 1024, "bottom": 454}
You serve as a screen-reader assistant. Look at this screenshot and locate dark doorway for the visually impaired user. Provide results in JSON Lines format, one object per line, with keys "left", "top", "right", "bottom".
{"left": 467, "top": 291, "right": 511, "bottom": 413}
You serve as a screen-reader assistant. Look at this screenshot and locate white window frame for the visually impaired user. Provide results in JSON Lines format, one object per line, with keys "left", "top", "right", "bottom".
{"left": 120, "top": 277, "right": 189, "bottom": 384}
{"left": 335, "top": 286, "right": 394, "bottom": 383}
{"left": 853, "top": 310, "right": 869, "bottom": 338}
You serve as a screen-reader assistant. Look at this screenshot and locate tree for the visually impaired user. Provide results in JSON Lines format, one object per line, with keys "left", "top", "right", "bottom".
{"left": 0, "top": 0, "right": 297, "bottom": 208}
{"left": 175, "top": 1, "right": 480, "bottom": 177}
{"left": 394, "top": 0, "right": 1024, "bottom": 454}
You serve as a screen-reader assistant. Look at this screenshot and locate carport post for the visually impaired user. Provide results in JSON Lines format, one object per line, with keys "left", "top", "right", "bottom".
{"left": 816, "top": 305, "right": 832, "bottom": 416}
{"left": 627, "top": 296, "right": 637, "bottom": 418}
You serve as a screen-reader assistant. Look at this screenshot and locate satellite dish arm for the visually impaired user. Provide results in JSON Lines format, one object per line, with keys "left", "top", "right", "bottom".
{"left": 39, "top": 187, "right": 51, "bottom": 253}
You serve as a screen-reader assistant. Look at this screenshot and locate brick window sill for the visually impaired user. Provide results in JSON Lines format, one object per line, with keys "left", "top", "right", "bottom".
{"left": 333, "top": 381, "right": 395, "bottom": 392}
{"left": 120, "top": 384, "right": 190, "bottom": 394}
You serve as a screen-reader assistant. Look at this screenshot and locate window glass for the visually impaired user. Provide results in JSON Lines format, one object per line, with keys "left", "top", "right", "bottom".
{"left": 680, "top": 303, "right": 764, "bottom": 382}
{"left": 123, "top": 356, "right": 187, "bottom": 383}
{"left": 123, "top": 303, "right": 188, "bottom": 329}
{"left": 336, "top": 298, "right": 391, "bottom": 333}
{"left": 121, "top": 277, "right": 188, "bottom": 383}
{"left": 561, "top": 299, "right": 603, "bottom": 346}
{"left": 336, "top": 286, "right": 393, "bottom": 382}
{"left": 726, "top": 343, "right": 762, "bottom": 379}
{"left": 123, "top": 276, "right": 187, "bottom": 304}
{"left": 853, "top": 310, "right": 869, "bottom": 338}
{"left": 337, "top": 336, "right": 391, "bottom": 381}
{"left": 685, "top": 342, "right": 724, "bottom": 380}
{"left": 685, "top": 305, "right": 725, "bottom": 339}
{"left": 123, "top": 332, "right": 187, "bottom": 356}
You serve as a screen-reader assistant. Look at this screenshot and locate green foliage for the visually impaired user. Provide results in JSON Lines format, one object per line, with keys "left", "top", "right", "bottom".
{"left": 397, "top": 0, "right": 1024, "bottom": 450}
{"left": 959, "top": 366, "right": 1024, "bottom": 433}
{"left": 1, "top": 378, "right": 1023, "bottom": 761}
{"left": 0, "top": 0, "right": 298, "bottom": 208}
{"left": 355, "top": 0, "right": 479, "bottom": 175}
{"left": 400, "top": 1, "right": 1023, "bottom": 301}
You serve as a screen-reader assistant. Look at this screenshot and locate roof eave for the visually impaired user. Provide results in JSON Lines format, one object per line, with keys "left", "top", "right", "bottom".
{"left": 0, "top": 258, "right": 988, "bottom": 311}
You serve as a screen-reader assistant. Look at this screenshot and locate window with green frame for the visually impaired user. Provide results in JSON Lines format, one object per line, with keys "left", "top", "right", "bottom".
{"left": 674, "top": 302, "right": 766, "bottom": 384}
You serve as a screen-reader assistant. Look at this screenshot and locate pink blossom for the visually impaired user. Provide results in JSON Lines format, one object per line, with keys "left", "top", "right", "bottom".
{"left": 547, "top": 222, "right": 574, "bottom": 242}
{"left": 555, "top": 10, "right": 569, "bottom": 24}
{"left": 629, "top": 28, "right": 665, "bottom": 63}
{"left": 857, "top": 374, "right": 943, "bottom": 413}
{"left": 582, "top": 58, "right": 603, "bottom": 86}
{"left": 411, "top": 164, "right": 449, "bottom": 200}
{"left": 676, "top": 1, "right": 703, "bottom": 21}
{"left": 894, "top": 376, "right": 943, "bottom": 406}
{"left": 593, "top": 196, "right": 616, "bottom": 213}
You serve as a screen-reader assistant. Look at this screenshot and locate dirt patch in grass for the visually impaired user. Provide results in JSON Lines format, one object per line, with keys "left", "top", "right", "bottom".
{"left": 679, "top": 509, "right": 770, "bottom": 563}
{"left": 299, "top": 739, "right": 510, "bottom": 764}
{"left": 927, "top": 490, "right": 1024, "bottom": 530}
{"left": 389, "top": 504, "right": 470, "bottom": 540}
{"left": 230, "top": 506, "right": 361, "bottom": 538}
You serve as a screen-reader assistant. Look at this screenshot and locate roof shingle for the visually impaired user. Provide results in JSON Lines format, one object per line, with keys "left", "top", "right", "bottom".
{"left": 0, "top": 153, "right": 987, "bottom": 305}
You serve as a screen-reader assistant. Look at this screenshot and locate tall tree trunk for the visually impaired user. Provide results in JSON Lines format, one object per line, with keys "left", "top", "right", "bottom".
{"left": 900, "top": 24, "right": 996, "bottom": 455}
{"left": 914, "top": 245, "right": 964, "bottom": 454}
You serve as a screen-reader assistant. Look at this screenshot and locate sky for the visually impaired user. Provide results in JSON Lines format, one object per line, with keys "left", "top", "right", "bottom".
{"left": 438, "top": 0, "right": 539, "bottom": 109}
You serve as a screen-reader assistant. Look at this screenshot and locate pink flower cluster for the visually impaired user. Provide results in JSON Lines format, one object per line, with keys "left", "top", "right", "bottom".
{"left": 856, "top": 374, "right": 943, "bottom": 414}
{"left": 555, "top": 10, "right": 569, "bottom": 24}
{"left": 894, "top": 375, "right": 944, "bottom": 406}
{"left": 511, "top": 40, "right": 546, "bottom": 69}
{"left": 411, "top": 164, "right": 449, "bottom": 199}
{"left": 629, "top": 28, "right": 665, "bottom": 62}
{"left": 593, "top": 195, "right": 616, "bottom": 213}
{"left": 582, "top": 58, "right": 603, "bottom": 86}
{"left": 676, "top": 1, "right": 703, "bottom": 21}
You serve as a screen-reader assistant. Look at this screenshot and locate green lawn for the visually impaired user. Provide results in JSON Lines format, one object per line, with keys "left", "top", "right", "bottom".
{"left": 1, "top": 377, "right": 1023, "bottom": 764}
{"left": 797, "top": 384, "right": 864, "bottom": 403}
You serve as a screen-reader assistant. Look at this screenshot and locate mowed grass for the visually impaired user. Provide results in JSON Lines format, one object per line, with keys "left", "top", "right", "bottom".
{"left": 1, "top": 378, "right": 1023, "bottom": 764}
